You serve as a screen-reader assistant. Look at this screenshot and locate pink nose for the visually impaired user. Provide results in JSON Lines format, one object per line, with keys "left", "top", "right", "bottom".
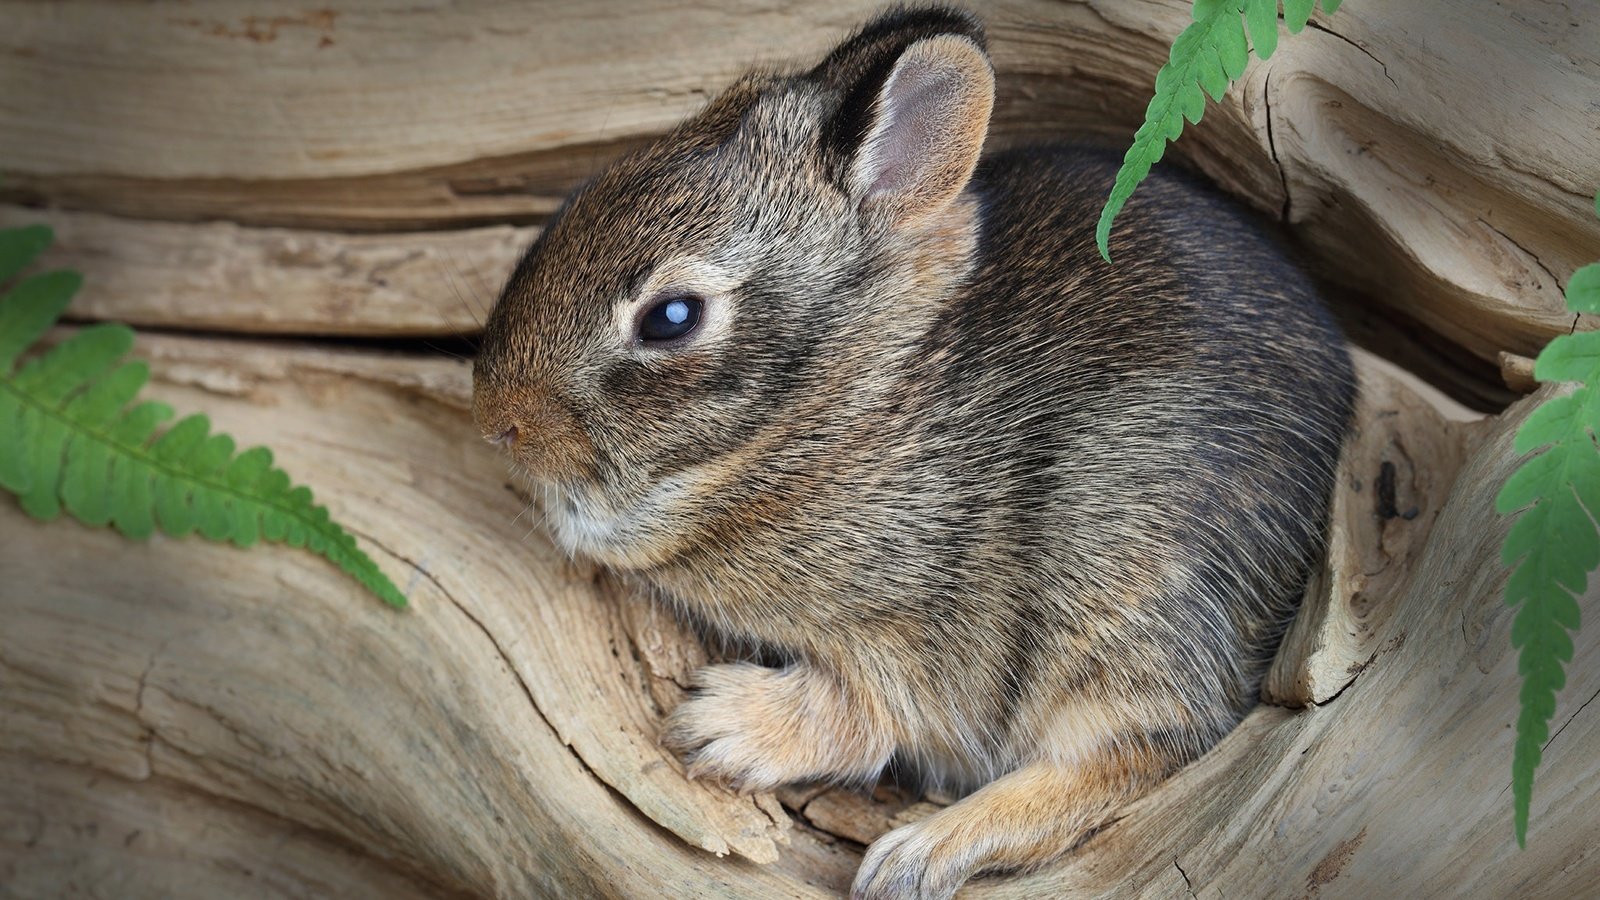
{"left": 491, "top": 425, "right": 518, "bottom": 448}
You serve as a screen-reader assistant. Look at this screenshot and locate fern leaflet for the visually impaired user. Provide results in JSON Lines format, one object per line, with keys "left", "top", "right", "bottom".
{"left": 1497, "top": 192, "right": 1600, "bottom": 846}
{"left": 1096, "top": 0, "right": 1342, "bottom": 262}
{"left": 0, "top": 224, "right": 406, "bottom": 609}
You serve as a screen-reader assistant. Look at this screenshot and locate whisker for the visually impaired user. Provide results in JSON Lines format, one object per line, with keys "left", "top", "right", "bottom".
{"left": 511, "top": 497, "right": 534, "bottom": 527}
{"left": 423, "top": 339, "right": 471, "bottom": 363}
{"left": 434, "top": 253, "right": 487, "bottom": 330}
{"left": 454, "top": 244, "right": 498, "bottom": 318}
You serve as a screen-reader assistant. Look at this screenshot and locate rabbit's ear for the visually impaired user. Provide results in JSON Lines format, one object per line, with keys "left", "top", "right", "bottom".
{"left": 848, "top": 36, "right": 993, "bottom": 225}
{"left": 811, "top": 10, "right": 992, "bottom": 226}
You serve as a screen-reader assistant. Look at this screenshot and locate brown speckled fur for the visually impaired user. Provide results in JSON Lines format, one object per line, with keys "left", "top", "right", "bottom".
{"left": 473, "top": 7, "right": 1355, "bottom": 898}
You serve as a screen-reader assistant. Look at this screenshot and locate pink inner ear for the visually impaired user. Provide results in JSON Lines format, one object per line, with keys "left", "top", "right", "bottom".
{"left": 852, "top": 36, "right": 993, "bottom": 223}
{"left": 867, "top": 66, "right": 959, "bottom": 199}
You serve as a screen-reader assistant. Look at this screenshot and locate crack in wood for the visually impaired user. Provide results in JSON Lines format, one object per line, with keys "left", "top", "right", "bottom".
{"left": 1175, "top": 857, "right": 1198, "bottom": 898}
{"left": 1262, "top": 70, "right": 1293, "bottom": 223}
{"left": 1477, "top": 217, "right": 1564, "bottom": 294}
{"left": 1542, "top": 685, "right": 1600, "bottom": 753}
{"left": 1305, "top": 21, "right": 1399, "bottom": 90}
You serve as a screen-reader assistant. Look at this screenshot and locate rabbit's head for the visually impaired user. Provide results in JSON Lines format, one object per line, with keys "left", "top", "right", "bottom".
{"left": 473, "top": 8, "right": 994, "bottom": 568}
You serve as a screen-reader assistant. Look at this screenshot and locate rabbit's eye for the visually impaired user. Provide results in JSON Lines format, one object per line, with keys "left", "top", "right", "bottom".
{"left": 638, "top": 295, "right": 702, "bottom": 343}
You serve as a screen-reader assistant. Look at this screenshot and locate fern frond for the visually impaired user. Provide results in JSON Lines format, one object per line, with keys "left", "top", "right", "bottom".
{"left": 1498, "top": 191, "right": 1600, "bottom": 846}
{"left": 0, "top": 225, "right": 406, "bottom": 608}
{"left": 1096, "top": 0, "right": 1342, "bottom": 262}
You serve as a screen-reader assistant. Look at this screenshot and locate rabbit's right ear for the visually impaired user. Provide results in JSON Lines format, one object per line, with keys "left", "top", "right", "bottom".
{"left": 811, "top": 9, "right": 994, "bottom": 227}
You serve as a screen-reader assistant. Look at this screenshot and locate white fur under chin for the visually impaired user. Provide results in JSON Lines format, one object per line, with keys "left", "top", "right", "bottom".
{"left": 540, "top": 475, "right": 696, "bottom": 568}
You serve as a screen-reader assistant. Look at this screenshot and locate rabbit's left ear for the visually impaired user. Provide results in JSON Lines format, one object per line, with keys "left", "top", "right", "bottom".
{"left": 844, "top": 34, "right": 994, "bottom": 227}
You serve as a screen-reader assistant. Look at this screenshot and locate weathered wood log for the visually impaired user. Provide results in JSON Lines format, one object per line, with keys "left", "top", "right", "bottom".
{"left": 3, "top": 334, "right": 1598, "bottom": 896}
{"left": 1263, "top": 352, "right": 1479, "bottom": 707}
{"left": 0, "top": 335, "right": 827, "bottom": 897}
{"left": 4, "top": 1, "right": 1600, "bottom": 896}
{"left": 2, "top": 1, "right": 1595, "bottom": 369}
{"left": 0, "top": 208, "right": 522, "bottom": 336}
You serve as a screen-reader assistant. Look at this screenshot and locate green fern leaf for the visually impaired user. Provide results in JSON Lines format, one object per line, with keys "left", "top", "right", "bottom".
{"left": 1566, "top": 262, "right": 1600, "bottom": 313}
{"left": 1535, "top": 330, "right": 1600, "bottom": 384}
{"left": 0, "top": 226, "right": 406, "bottom": 608}
{"left": 1096, "top": 0, "right": 1343, "bottom": 262}
{"left": 1244, "top": 0, "right": 1279, "bottom": 60}
{"left": 1283, "top": 0, "right": 1314, "bottom": 31}
{"left": 1498, "top": 192, "right": 1600, "bottom": 846}
{"left": 0, "top": 225, "right": 53, "bottom": 285}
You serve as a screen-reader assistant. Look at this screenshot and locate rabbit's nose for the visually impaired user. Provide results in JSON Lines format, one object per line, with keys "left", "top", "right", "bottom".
{"left": 486, "top": 390, "right": 596, "bottom": 483}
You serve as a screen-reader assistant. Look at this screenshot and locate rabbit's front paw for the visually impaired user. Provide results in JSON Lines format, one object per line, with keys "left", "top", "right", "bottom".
{"left": 663, "top": 662, "right": 891, "bottom": 791}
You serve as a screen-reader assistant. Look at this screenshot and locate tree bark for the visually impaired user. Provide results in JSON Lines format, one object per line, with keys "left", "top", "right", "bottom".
{"left": 2, "top": 1, "right": 1598, "bottom": 897}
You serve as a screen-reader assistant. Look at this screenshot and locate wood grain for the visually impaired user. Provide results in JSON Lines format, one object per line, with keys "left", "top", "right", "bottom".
{"left": 0, "top": 333, "right": 826, "bottom": 896}
{"left": 1263, "top": 350, "right": 1479, "bottom": 707}
{"left": 4, "top": 1, "right": 1599, "bottom": 896}
{"left": 4, "top": 334, "right": 1595, "bottom": 897}
{"left": 1, "top": 0, "right": 1595, "bottom": 365}
{"left": 0, "top": 207, "right": 524, "bottom": 336}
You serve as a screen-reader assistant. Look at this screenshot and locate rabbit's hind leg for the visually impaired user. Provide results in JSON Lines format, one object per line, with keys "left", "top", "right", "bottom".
{"left": 851, "top": 736, "right": 1178, "bottom": 900}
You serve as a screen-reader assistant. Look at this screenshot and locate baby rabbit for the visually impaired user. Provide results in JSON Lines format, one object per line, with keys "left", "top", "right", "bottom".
{"left": 473, "top": 6, "right": 1355, "bottom": 898}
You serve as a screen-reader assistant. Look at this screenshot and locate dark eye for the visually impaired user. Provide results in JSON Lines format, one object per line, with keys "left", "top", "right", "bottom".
{"left": 637, "top": 295, "right": 703, "bottom": 343}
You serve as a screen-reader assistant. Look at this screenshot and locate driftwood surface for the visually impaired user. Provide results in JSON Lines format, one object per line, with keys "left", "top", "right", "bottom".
{"left": 3, "top": 0, "right": 1597, "bottom": 402}
{"left": 2, "top": 1, "right": 1599, "bottom": 898}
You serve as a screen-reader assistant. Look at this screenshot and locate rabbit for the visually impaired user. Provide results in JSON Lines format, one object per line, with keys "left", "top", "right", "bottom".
{"left": 472, "top": 6, "right": 1356, "bottom": 898}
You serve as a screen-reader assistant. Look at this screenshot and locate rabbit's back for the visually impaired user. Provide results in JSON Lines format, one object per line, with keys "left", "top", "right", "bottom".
{"left": 899, "top": 143, "right": 1355, "bottom": 733}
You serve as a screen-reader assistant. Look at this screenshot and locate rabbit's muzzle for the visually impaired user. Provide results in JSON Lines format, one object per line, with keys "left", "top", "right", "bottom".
{"left": 474, "top": 385, "right": 596, "bottom": 484}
